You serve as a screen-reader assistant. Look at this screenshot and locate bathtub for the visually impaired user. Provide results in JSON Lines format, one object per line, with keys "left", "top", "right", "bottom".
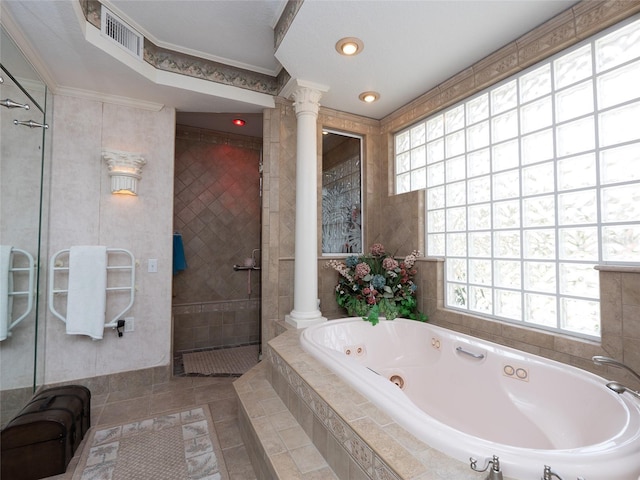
{"left": 300, "top": 318, "right": 640, "bottom": 480}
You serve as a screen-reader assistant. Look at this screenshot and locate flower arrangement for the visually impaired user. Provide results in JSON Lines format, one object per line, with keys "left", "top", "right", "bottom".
{"left": 327, "top": 243, "right": 428, "bottom": 325}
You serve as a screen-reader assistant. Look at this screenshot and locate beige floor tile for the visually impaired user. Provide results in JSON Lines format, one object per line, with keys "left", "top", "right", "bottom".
{"left": 208, "top": 396, "right": 238, "bottom": 422}
{"left": 149, "top": 387, "right": 197, "bottom": 414}
{"left": 215, "top": 417, "right": 244, "bottom": 450}
{"left": 97, "top": 397, "right": 151, "bottom": 426}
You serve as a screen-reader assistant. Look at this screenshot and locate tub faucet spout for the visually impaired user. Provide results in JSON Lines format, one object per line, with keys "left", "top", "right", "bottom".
{"left": 592, "top": 355, "right": 640, "bottom": 384}
{"left": 470, "top": 455, "right": 503, "bottom": 480}
{"left": 541, "top": 465, "right": 585, "bottom": 480}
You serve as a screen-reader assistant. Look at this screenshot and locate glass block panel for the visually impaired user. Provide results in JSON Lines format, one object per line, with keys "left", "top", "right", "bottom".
{"left": 520, "top": 64, "right": 552, "bottom": 103}
{"left": 493, "top": 200, "right": 520, "bottom": 229}
{"left": 524, "top": 261, "right": 556, "bottom": 293}
{"left": 445, "top": 105, "right": 465, "bottom": 133}
{"left": 599, "top": 101, "right": 640, "bottom": 147}
{"left": 448, "top": 258, "right": 467, "bottom": 282}
{"left": 469, "top": 285, "right": 493, "bottom": 313}
{"left": 595, "top": 18, "right": 640, "bottom": 73}
{"left": 427, "top": 162, "right": 445, "bottom": 186}
{"left": 447, "top": 232, "right": 467, "bottom": 256}
{"left": 525, "top": 293, "right": 557, "bottom": 328}
{"left": 396, "top": 151, "right": 411, "bottom": 174}
{"left": 427, "top": 114, "right": 444, "bottom": 141}
{"left": 447, "top": 181, "right": 466, "bottom": 207}
{"left": 396, "top": 172, "right": 410, "bottom": 194}
{"left": 428, "top": 185, "right": 445, "bottom": 209}
{"left": 396, "top": 130, "right": 410, "bottom": 153}
{"left": 554, "top": 44, "right": 592, "bottom": 89}
{"left": 523, "top": 162, "right": 554, "bottom": 196}
{"left": 524, "top": 229, "right": 556, "bottom": 259}
{"left": 427, "top": 138, "right": 445, "bottom": 164}
{"left": 469, "top": 231, "right": 491, "bottom": 256}
{"left": 411, "top": 145, "right": 426, "bottom": 170}
{"left": 427, "top": 209, "right": 445, "bottom": 232}
{"left": 557, "top": 153, "right": 596, "bottom": 190}
{"left": 492, "top": 139, "right": 519, "bottom": 171}
{"left": 447, "top": 282, "right": 467, "bottom": 307}
{"left": 522, "top": 129, "right": 554, "bottom": 165}
{"left": 495, "top": 260, "right": 521, "bottom": 289}
{"left": 559, "top": 227, "right": 598, "bottom": 260}
{"left": 467, "top": 149, "right": 491, "bottom": 177}
{"left": 467, "top": 120, "right": 490, "bottom": 151}
{"left": 446, "top": 155, "right": 466, "bottom": 182}
{"left": 495, "top": 289, "right": 522, "bottom": 320}
{"left": 602, "top": 225, "right": 640, "bottom": 262}
{"left": 597, "top": 59, "right": 640, "bottom": 109}
{"left": 468, "top": 176, "right": 491, "bottom": 204}
{"left": 468, "top": 204, "right": 491, "bottom": 231}
{"left": 600, "top": 143, "right": 640, "bottom": 184}
{"left": 561, "top": 298, "right": 600, "bottom": 336}
{"left": 467, "top": 94, "right": 489, "bottom": 124}
{"left": 493, "top": 170, "right": 520, "bottom": 200}
{"left": 556, "top": 116, "right": 595, "bottom": 157}
{"left": 491, "top": 80, "right": 517, "bottom": 115}
{"left": 555, "top": 80, "right": 594, "bottom": 122}
{"left": 410, "top": 123, "right": 426, "bottom": 148}
{"left": 520, "top": 96, "right": 552, "bottom": 134}
{"left": 470, "top": 259, "right": 492, "bottom": 286}
{"left": 559, "top": 263, "right": 599, "bottom": 298}
{"left": 427, "top": 233, "right": 445, "bottom": 256}
{"left": 446, "top": 130, "right": 465, "bottom": 157}
{"left": 523, "top": 195, "right": 556, "bottom": 227}
{"left": 411, "top": 167, "right": 427, "bottom": 190}
{"left": 492, "top": 110, "right": 518, "bottom": 143}
{"left": 602, "top": 184, "right": 640, "bottom": 223}
{"left": 446, "top": 206, "right": 467, "bottom": 230}
{"left": 494, "top": 230, "right": 521, "bottom": 258}
{"left": 558, "top": 190, "right": 597, "bottom": 225}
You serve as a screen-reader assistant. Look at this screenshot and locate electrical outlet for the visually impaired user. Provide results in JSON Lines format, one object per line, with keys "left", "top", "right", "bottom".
{"left": 124, "top": 317, "right": 134, "bottom": 332}
{"left": 148, "top": 259, "right": 158, "bottom": 273}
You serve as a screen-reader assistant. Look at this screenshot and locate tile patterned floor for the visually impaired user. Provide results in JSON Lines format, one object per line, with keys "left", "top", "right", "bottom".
{"left": 46, "top": 376, "right": 257, "bottom": 480}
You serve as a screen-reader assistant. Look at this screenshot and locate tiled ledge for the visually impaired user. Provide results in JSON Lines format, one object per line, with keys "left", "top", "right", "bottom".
{"left": 265, "top": 328, "right": 518, "bottom": 480}
{"left": 234, "top": 362, "right": 339, "bottom": 479}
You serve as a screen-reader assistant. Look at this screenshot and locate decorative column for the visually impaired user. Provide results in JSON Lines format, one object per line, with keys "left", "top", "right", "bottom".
{"left": 285, "top": 84, "right": 327, "bottom": 328}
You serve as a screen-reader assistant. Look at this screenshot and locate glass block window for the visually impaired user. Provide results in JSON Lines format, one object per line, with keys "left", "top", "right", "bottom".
{"left": 394, "top": 16, "right": 640, "bottom": 339}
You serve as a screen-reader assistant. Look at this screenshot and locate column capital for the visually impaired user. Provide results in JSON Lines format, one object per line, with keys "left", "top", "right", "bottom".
{"left": 291, "top": 86, "right": 323, "bottom": 116}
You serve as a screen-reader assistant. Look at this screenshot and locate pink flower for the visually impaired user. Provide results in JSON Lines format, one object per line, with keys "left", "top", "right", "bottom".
{"left": 354, "top": 262, "right": 371, "bottom": 278}
{"left": 370, "top": 243, "right": 385, "bottom": 256}
{"left": 382, "top": 257, "right": 399, "bottom": 270}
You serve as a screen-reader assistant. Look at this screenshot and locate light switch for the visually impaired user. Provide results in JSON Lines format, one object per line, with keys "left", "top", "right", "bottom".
{"left": 148, "top": 258, "right": 158, "bottom": 273}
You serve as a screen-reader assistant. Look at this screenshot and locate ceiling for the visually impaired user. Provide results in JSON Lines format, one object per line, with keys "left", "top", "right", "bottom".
{"left": 2, "top": 0, "right": 578, "bottom": 138}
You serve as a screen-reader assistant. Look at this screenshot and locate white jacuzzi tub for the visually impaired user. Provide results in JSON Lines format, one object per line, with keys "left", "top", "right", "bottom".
{"left": 300, "top": 318, "right": 640, "bottom": 480}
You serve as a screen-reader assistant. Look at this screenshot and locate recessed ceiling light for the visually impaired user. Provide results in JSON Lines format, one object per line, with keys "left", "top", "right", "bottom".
{"left": 359, "top": 91, "right": 380, "bottom": 103}
{"left": 335, "top": 37, "right": 364, "bottom": 56}
{"left": 232, "top": 118, "right": 246, "bottom": 126}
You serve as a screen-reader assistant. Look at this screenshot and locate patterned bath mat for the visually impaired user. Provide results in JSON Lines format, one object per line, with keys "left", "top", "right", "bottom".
{"left": 182, "top": 345, "right": 259, "bottom": 376}
{"left": 72, "top": 406, "right": 228, "bottom": 480}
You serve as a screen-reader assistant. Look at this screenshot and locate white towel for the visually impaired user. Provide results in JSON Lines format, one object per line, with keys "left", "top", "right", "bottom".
{"left": 66, "top": 246, "right": 107, "bottom": 340}
{"left": 0, "top": 246, "right": 12, "bottom": 341}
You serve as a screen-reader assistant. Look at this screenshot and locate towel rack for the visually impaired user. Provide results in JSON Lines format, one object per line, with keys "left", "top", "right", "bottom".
{"left": 7, "top": 248, "right": 35, "bottom": 332}
{"left": 48, "top": 248, "right": 135, "bottom": 329}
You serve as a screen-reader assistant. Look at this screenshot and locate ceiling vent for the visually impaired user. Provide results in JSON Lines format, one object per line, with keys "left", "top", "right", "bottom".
{"left": 101, "top": 6, "right": 143, "bottom": 60}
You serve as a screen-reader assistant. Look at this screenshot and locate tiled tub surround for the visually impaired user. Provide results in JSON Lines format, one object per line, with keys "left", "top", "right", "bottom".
{"left": 300, "top": 318, "right": 640, "bottom": 480}
{"left": 244, "top": 325, "right": 516, "bottom": 480}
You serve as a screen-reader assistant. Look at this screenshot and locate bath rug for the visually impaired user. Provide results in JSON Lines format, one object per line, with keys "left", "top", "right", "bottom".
{"left": 72, "top": 405, "right": 228, "bottom": 480}
{"left": 182, "top": 345, "right": 259, "bottom": 376}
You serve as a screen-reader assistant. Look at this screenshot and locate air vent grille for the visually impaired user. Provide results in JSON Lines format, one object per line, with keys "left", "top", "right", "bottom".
{"left": 101, "top": 6, "right": 143, "bottom": 59}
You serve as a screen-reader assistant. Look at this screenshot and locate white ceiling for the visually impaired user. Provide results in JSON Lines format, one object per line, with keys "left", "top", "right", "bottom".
{"left": 2, "top": 0, "right": 578, "bottom": 137}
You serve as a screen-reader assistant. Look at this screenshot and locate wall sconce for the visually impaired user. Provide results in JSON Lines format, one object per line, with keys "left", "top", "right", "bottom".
{"left": 102, "top": 150, "right": 146, "bottom": 195}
